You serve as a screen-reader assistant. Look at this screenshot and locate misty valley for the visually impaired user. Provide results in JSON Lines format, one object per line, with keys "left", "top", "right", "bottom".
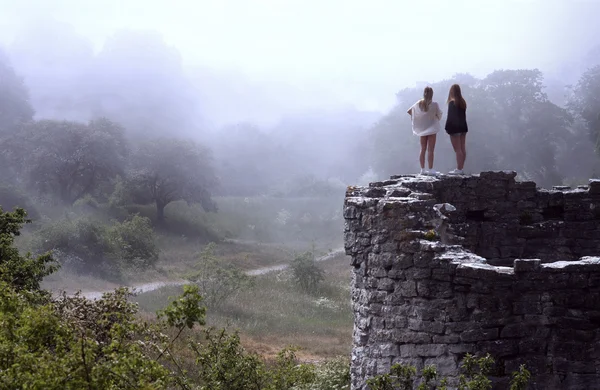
{"left": 1, "top": 7, "right": 600, "bottom": 390}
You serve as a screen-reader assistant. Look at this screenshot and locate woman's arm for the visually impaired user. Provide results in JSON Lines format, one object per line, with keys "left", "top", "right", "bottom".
{"left": 435, "top": 103, "right": 443, "bottom": 121}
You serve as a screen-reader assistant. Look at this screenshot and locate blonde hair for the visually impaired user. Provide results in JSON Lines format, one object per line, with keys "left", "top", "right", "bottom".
{"left": 447, "top": 84, "right": 467, "bottom": 110}
{"left": 418, "top": 86, "right": 434, "bottom": 112}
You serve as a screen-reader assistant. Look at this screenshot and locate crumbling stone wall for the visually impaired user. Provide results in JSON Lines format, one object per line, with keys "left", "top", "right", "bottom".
{"left": 344, "top": 171, "right": 600, "bottom": 390}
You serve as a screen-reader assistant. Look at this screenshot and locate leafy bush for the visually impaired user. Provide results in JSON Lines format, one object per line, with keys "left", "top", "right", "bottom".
{"left": 291, "top": 251, "right": 325, "bottom": 292}
{"left": 0, "top": 207, "right": 56, "bottom": 295}
{"left": 125, "top": 201, "right": 222, "bottom": 241}
{"left": 34, "top": 216, "right": 109, "bottom": 270}
{"left": 191, "top": 327, "right": 268, "bottom": 389}
{"left": 366, "top": 354, "right": 531, "bottom": 390}
{"left": 299, "top": 356, "right": 351, "bottom": 390}
{"left": 266, "top": 347, "right": 317, "bottom": 389}
{"left": 33, "top": 214, "right": 158, "bottom": 273}
{"left": 106, "top": 214, "right": 159, "bottom": 268}
{"left": 0, "top": 285, "right": 176, "bottom": 389}
{"left": 187, "top": 242, "right": 254, "bottom": 309}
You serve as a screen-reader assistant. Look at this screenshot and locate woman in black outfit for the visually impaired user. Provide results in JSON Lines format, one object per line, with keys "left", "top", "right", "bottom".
{"left": 445, "top": 84, "right": 468, "bottom": 175}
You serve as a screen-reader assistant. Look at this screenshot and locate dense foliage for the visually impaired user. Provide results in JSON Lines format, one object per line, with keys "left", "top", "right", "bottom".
{"left": 0, "top": 208, "right": 326, "bottom": 389}
{"left": 186, "top": 242, "right": 253, "bottom": 309}
{"left": 127, "top": 138, "right": 218, "bottom": 223}
{"left": 291, "top": 250, "right": 326, "bottom": 292}
{"left": 33, "top": 214, "right": 158, "bottom": 274}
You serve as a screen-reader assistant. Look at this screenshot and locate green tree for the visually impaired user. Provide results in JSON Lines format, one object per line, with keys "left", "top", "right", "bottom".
{"left": 291, "top": 251, "right": 325, "bottom": 292}
{"left": 0, "top": 51, "right": 34, "bottom": 135}
{"left": 191, "top": 327, "right": 266, "bottom": 390}
{"left": 4, "top": 118, "right": 128, "bottom": 204}
{"left": 480, "top": 69, "right": 572, "bottom": 186}
{"left": 187, "top": 242, "right": 253, "bottom": 309}
{"left": 569, "top": 65, "right": 600, "bottom": 150}
{"left": 0, "top": 207, "right": 56, "bottom": 295}
{"left": 34, "top": 215, "right": 158, "bottom": 273}
{"left": 105, "top": 214, "right": 159, "bottom": 268}
{"left": 128, "top": 138, "right": 218, "bottom": 224}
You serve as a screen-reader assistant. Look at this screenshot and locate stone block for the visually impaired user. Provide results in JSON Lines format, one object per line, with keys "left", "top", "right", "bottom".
{"left": 479, "top": 339, "right": 519, "bottom": 357}
{"left": 405, "top": 332, "right": 433, "bottom": 344}
{"left": 513, "top": 258, "right": 541, "bottom": 272}
{"left": 460, "top": 328, "right": 499, "bottom": 342}
{"left": 433, "top": 334, "right": 460, "bottom": 344}
{"left": 377, "top": 278, "right": 396, "bottom": 292}
{"left": 588, "top": 179, "right": 600, "bottom": 194}
{"left": 399, "top": 281, "right": 417, "bottom": 297}
{"left": 388, "top": 188, "right": 412, "bottom": 197}
{"left": 378, "top": 343, "right": 399, "bottom": 357}
{"left": 407, "top": 319, "right": 445, "bottom": 334}
{"left": 513, "top": 300, "right": 542, "bottom": 315}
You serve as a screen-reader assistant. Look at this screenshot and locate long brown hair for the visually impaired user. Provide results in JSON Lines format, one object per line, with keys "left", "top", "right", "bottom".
{"left": 447, "top": 84, "right": 467, "bottom": 110}
{"left": 418, "top": 86, "right": 434, "bottom": 111}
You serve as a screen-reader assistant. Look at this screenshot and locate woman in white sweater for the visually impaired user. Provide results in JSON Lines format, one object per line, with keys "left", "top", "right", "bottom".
{"left": 407, "top": 86, "right": 443, "bottom": 175}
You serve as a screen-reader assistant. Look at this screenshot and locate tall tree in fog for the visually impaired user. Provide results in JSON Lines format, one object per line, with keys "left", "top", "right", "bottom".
{"left": 3, "top": 118, "right": 128, "bottom": 204}
{"left": 209, "top": 123, "right": 278, "bottom": 196}
{"left": 9, "top": 20, "right": 94, "bottom": 121}
{"left": 128, "top": 139, "right": 218, "bottom": 223}
{"left": 569, "top": 65, "right": 600, "bottom": 150}
{"left": 481, "top": 69, "right": 571, "bottom": 186}
{"left": 90, "top": 30, "right": 200, "bottom": 139}
{"left": 0, "top": 53, "right": 34, "bottom": 183}
{"left": 0, "top": 52, "right": 34, "bottom": 134}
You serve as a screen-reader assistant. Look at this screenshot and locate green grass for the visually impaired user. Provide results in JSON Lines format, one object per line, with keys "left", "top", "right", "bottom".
{"left": 133, "top": 253, "right": 353, "bottom": 359}
{"left": 29, "top": 193, "right": 349, "bottom": 359}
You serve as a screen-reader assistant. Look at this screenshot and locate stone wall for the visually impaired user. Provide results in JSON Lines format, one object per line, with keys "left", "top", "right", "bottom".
{"left": 344, "top": 171, "right": 600, "bottom": 389}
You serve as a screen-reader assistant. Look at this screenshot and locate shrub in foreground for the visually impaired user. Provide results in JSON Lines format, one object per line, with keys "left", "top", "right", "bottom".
{"left": 186, "top": 242, "right": 254, "bottom": 309}
{"left": 33, "top": 214, "right": 158, "bottom": 273}
{"left": 291, "top": 250, "right": 325, "bottom": 293}
{"left": 366, "top": 354, "right": 531, "bottom": 390}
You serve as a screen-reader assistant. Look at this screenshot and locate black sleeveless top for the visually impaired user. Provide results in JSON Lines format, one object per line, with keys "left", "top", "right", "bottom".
{"left": 445, "top": 101, "right": 468, "bottom": 134}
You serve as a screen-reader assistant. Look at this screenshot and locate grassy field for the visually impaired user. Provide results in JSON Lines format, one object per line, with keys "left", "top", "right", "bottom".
{"left": 31, "top": 193, "right": 352, "bottom": 361}
{"left": 133, "top": 253, "right": 353, "bottom": 361}
{"left": 42, "top": 237, "right": 305, "bottom": 294}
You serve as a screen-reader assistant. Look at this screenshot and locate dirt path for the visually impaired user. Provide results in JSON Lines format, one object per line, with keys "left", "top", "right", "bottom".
{"left": 78, "top": 247, "right": 345, "bottom": 300}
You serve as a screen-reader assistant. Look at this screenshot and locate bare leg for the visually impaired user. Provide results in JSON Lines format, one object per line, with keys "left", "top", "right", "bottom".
{"left": 419, "top": 136, "right": 427, "bottom": 169}
{"left": 449, "top": 134, "right": 464, "bottom": 170}
{"left": 459, "top": 133, "right": 467, "bottom": 170}
{"left": 427, "top": 134, "right": 437, "bottom": 169}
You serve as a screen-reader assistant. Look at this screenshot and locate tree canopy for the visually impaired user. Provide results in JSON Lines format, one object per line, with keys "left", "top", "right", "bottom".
{"left": 128, "top": 138, "right": 218, "bottom": 223}
{"left": 3, "top": 118, "right": 128, "bottom": 204}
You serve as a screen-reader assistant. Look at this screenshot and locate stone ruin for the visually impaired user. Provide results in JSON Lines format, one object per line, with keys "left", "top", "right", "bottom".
{"left": 344, "top": 171, "right": 600, "bottom": 389}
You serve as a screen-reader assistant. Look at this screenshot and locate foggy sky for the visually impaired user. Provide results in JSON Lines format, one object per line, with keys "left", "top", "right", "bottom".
{"left": 0, "top": 0, "right": 599, "bottom": 113}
